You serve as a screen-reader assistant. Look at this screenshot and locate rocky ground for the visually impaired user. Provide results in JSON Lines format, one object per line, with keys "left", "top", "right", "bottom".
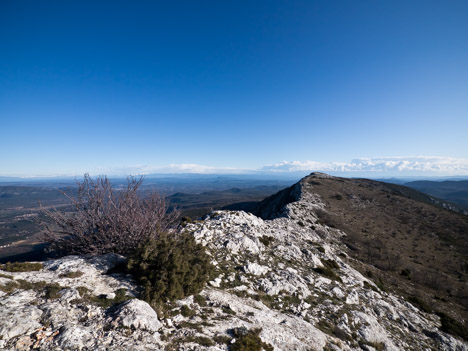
{"left": 1, "top": 173, "right": 467, "bottom": 350}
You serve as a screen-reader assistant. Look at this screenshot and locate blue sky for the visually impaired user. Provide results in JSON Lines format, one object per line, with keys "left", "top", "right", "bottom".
{"left": 1, "top": 1, "right": 467, "bottom": 176}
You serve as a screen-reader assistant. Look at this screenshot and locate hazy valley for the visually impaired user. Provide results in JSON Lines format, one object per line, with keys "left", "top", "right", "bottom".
{"left": 0, "top": 176, "right": 294, "bottom": 262}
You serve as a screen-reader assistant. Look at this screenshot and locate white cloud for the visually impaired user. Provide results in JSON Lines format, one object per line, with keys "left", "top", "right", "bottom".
{"left": 260, "top": 157, "right": 468, "bottom": 176}
{"left": 112, "top": 157, "right": 468, "bottom": 177}
{"left": 106, "top": 163, "right": 247, "bottom": 175}
{"left": 3, "top": 157, "right": 468, "bottom": 178}
{"left": 152, "top": 163, "right": 243, "bottom": 174}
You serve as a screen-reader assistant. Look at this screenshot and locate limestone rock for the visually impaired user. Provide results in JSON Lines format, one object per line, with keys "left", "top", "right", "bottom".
{"left": 112, "top": 299, "right": 162, "bottom": 332}
{"left": 54, "top": 326, "right": 93, "bottom": 350}
{"left": 243, "top": 262, "right": 269, "bottom": 276}
{"left": 0, "top": 304, "right": 42, "bottom": 340}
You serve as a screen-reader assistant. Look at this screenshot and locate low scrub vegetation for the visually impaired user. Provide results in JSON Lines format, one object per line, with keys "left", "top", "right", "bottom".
{"left": 182, "top": 336, "right": 214, "bottom": 346}
{"left": 74, "top": 286, "right": 131, "bottom": 308}
{"left": 0, "top": 278, "right": 64, "bottom": 298}
{"left": 313, "top": 259, "right": 342, "bottom": 282}
{"left": 0, "top": 262, "right": 43, "bottom": 272}
{"left": 127, "top": 232, "right": 214, "bottom": 306}
{"left": 0, "top": 280, "right": 21, "bottom": 293}
{"left": 436, "top": 311, "right": 468, "bottom": 341}
{"left": 44, "top": 283, "right": 62, "bottom": 299}
{"left": 259, "top": 235, "right": 274, "bottom": 247}
{"left": 230, "top": 327, "right": 273, "bottom": 351}
{"left": 407, "top": 295, "right": 432, "bottom": 314}
{"left": 59, "top": 271, "right": 84, "bottom": 279}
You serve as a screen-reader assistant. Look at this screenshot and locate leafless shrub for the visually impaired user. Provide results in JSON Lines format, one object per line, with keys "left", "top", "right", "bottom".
{"left": 421, "top": 269, "right": 446, "bottom": 291}
{"left": 41, "top": 174, "right": 179, "bottom": 256}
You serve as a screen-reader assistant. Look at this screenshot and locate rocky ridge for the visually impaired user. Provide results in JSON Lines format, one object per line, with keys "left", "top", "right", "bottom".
{"left": 0, "top": 173, "right": 467, "bottom": 350}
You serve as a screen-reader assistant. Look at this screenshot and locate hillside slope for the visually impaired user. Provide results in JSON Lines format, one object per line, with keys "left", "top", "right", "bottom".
{"left": 254, "top": 173, "right": 468, "bottom": 325}
{"left": 404, "top": 180, "right": 468, "bottom": 210}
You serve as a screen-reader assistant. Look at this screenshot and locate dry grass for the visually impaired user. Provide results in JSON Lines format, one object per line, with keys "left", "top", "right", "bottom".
{"left": 0, "top": 262, "right": 43, "bottom": 272}
{"left": 59, "top": 271, "right": 84, "bottom": 279}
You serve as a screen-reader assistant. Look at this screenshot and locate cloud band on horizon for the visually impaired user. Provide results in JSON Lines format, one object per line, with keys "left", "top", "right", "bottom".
{"left": 3, "top": 157, "right": 468, "bottom": 178}
{"left": 109, "top": 156, "right": 468, "bottom": 177}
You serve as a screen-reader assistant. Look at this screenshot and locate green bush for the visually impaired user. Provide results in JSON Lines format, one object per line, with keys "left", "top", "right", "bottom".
{"left": 400, "top": 268, "right": 411, "bottom": 278}
{"left": 0, "top": 280, "right": 19, "bottom": 293}
{"left": 259, "top": 236, "right": 274, "bottom": 247}
{"left": 180, "top": 305, "right": 196, "bottom": 317}
{"left": 183, "top": 336, "right": 214, "bottom": 346}
{"left": 436, "top": 311, "right": 468, "bottom": 341}
{"left": 194, "top": 294, "right": 207, "bottom": 306}
{"left": 44, "top": 283, "right": 63, "bottom": 299}
{"left": 230, "top": 327, "right": 273, "bottom": 351}
{"left": 213, "top": 334, "right": 232, "bottom": 345}
{"left": 313, "top": 262, "right": 342, "bottom": 282}
{"left": 127, "top": 232, "right": 213, "bottom": 305}
{"left": 316, "top": 246, "right": 326, "bottom": 253}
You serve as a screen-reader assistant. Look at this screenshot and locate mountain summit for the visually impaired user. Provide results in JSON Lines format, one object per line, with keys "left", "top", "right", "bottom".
{"left": 1, "top": 173, "right": 467, "bottom": 350}
{"left": 254, "top": 173, "right": 468, "bottom": 322}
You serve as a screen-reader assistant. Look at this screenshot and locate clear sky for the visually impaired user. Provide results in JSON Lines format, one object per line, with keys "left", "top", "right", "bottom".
{"left": 1, "top": 1, "right": 467, "bottom": 176}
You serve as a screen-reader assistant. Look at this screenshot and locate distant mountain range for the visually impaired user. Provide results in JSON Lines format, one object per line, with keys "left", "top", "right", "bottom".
{"left": 403, "top": 180, "right": 468, "bottom": 210}
{"left": 375, "top": 178, "right": 468, "bottom": 211}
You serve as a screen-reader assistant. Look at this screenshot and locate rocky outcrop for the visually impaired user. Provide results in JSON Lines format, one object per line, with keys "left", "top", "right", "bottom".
{"left": 0, "top": 254, "right": 161, "bottom": 351}
{"left": 111, "top": 299, "right": 162, "bottom": 332}
{"left": 1, "top": 174, "right": 467, "bottom": 350}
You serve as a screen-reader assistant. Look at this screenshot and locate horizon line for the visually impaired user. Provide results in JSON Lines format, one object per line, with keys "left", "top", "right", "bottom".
{"left": 2, "top": 156, "right": 468, "bottom": 179}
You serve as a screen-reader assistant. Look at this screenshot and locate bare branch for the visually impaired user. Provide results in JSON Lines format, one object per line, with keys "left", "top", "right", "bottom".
{"left": 40, "top": 174, "right": 179, "bottom": 256}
